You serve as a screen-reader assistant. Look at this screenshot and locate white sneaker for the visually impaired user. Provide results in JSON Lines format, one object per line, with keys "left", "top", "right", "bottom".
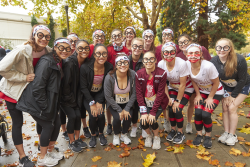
{"left": 48, "top": 149, "right": 64, "bottom": 161}
{"left": 37, "top": 154, "right": 58, "bottom": 167}
{"left": 130, "top": 126, "right": 137, "bottom": 138}
{"left": 185, "top": 123, "right": 193, "bottom": 134}
{"left": 152, "top": 136, "right": 161, "bottom": 150}
{"left": 202, "top": 127, "right": 205, "bottom": 135}
{"left": 142, "top": 129, "right": 147, "bottom": 138}
{"left": 218, "top": 132, "right": 229, "bottom": 144}
{"left": 225, "top": 133, "right": 238, "bottom": 146}
{"left": 113, "top": 134, "right": 120, "bottom": 146}
{"left": 120, "top": 133, "right": 131, "bottom": 145}
{"left": 163, "top": 119, "right": 171, "bottom": 133}
{"left": 145, "top": 134, "right": 153, "bottom": 147}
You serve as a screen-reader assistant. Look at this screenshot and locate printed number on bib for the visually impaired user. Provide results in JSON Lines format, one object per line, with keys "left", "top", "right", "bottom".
{"left": 115, "top": 93, "right": 129, "bottom": 104}
{"left": 198, "top": 84, "right": 212, "bottom": 92}
{"left": 170, "top": 82, "right": 180, "bottom": 90}
{"left": 221, "top": 79, "right": 237, "bottom": 87}
{"left": 145, "top": 94, "right": 156, "bottom": 107}
{"left": 91, "top": 84, "right": 102, "bottom": 92}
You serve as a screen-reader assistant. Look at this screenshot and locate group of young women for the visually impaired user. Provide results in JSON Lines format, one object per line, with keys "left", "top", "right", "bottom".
{"left": 0, "top": 24, "right": 249, "bottom": 167}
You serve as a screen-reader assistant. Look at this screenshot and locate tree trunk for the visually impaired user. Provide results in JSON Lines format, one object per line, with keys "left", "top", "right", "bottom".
{"left": 197, "top": 0, "right": 209, "bottom": 49}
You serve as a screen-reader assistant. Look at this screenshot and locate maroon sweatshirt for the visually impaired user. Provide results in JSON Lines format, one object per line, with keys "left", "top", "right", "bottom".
{"left": 135, "top": 67, "right": 169, "bottom": 116}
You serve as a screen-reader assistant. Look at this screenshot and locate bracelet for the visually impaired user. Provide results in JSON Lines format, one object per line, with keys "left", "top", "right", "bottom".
{"left": 89, "top": 100, "right": 95, "bottom": 106}
{"left": 140, "top": 106, "right": 147, "bottom": 113}
{"left": 223, "top": 90, "right": 230, "bottom": 98}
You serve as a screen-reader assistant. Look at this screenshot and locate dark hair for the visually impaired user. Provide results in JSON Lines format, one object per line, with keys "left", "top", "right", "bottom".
{"left": 177, "top": 33, "right": 192, "bottom": 42}
{"left": 107, "top": 29, "right": 123, "bottom": 47}
{"left": 52, "top": 37, "right": 69, "bottom": 63}
{"left": 76, "top": 39, "right": 89, "bottom": 47}
{"left": 24, "top": 24, "right": 50, "bottom": 52}
{"left": 109, "top": 53, "right": 130, "bottom": 77}
{"left": 92, "top": 43, "right": 108, "bottom": 58}
{"left": 143, "top": 51, "right": 156, "bottom": 58}
{"left": 124, "top": 27, "right": 136, "bottom": 37}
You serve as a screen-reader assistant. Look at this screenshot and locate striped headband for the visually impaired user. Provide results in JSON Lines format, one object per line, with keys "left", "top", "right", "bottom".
{"left": 67, "top": 34, "right": 79, "bottom": 40}
{"left": 186, "top": 43, "right": 202, "bottom": 51}
{"left": 54, "top": 39, "right": 71, "bottom": 46}
{"left": 125, "top": 26, "right": 136, "bottom": 34}
{"left": 92, "top": 30, "right": 105, "bottom": 39}
{"left": 115, "top": 56, "right": 129, "bottom": 64}
{"left": 162, "top": 28, "right": 173, "bottom": 36}
{"left": 142, "top": 29, "right": 154, "bottom": 38}
{"left": 33, "top": 25, "right": 51, "bottom": 36}
{"left": 162, "top": 42, "right": 176, "bottom": 51}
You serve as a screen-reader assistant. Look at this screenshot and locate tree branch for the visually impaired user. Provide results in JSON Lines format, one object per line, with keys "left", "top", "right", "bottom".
{"left": 151, "top": 0, "right": 163, "bottom": 29}
{"left": 124, "top": 6, "right": 143, "bottom": 21}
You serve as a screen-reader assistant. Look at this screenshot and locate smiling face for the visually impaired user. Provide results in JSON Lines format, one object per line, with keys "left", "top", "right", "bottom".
{"left": 162, "top": 33, "right": 173, "bottom": 44}
{"left": 132, "top": 40, "right": 143, "bottom": 56}
{"left": 93, "top": 32, "right": 105, "bottom": 45}
{"left": 178, "top": 36, "right": 191, "bottom": 51}
{"left": 76, "top": 42, "right": 90, "bottom": 59}
{"left": 34, "top": 29, "right": 50, "bottom": 49}
{"left": 112, "top": 30, "right": 123, "bottom": 46}
{"left": 186, "top": 46, "right": 201, "bottom": 63}
{"left": 125, "top": 28, "right": 135, "bottom": 41}
{"left": 162, "top": 46, "right": 176, "bottom": 62}
{"left": 68, "top": 36, "right": 78, "bottom": 50}
{"left": 94, "top": 46, "right": 108, "bottom": 65}
{"left": 143, "top": 52, "right": 156, "bottom": 70}
{"left": 144, "top": 32, "right": 154, "bottom": 45}
{"left": 116, "top": 59, "right": 129, "bottom": 73}
{"left": 215, "top": 40, "right": 231, "bottom": 59}
{"left": 54, "top": 43, "right": 71, "bottom": 60}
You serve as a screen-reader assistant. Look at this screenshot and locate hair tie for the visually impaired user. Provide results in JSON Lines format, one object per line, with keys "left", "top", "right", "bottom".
{"left": 125, "top": 26, "right": 136, "bottom": 34}
{"left": 162, "top": 42, "right": 176, "bottom": 51}
{"left": 54, "top": 39, "right": 71, "bottom": 46}
{"left": 162, "top": 28, "right": 173, "bottom": 36}
{"left": 115, "top": 56, "right": 129, "bottom": 64}
{"left": 142, "top": 29, "right": 154, "bottom": 38}
{"left": 186, "top": 43, "right": 202, "bottom": 51}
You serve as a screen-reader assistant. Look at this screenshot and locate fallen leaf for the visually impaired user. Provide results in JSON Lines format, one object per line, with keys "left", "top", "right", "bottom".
{"left": 64, "top": 152, "right": 74, "bottom": 159}
{"left": 141, "top": 152, "right": 156, "bottom": 167}
{"left": 80, "top": 135, "right": 86, "bottom": 139}
{"left": 214, "top": 135, "right": 221, "bottom": 138}
{"left": 237, "top": 137, "right": 245, "bottom": 141}
{"left": 238, "top": 127, "right": 250, "bottom": 134}
{"left": 224, "top": 161, "right": 233, "bottom": 166}
{"left": 245, "top": 141, "right": 250, "bottom": 146}
{"left": 138, "top": 138, "right": 145, "bottom": 146}
{"left": 208, "top": 159, "right": 220, "bottom": 166}
{"left": 32, "top": 157, "right": 38, "bottom": 162}
{"left": 234, "top": 162, "right": 246, "bottom": 167}
{"left": 123, "top": 147, "right": 131, "bottom": 151}
{"left": 91, "top": 165, "right": 98, "bottom": 167}
{"left": 124, "top": 163, "right": 128, "bottom": 166}
{"left": 116, "top": 148, "right": 121, "bottom": 151}
{"left": 173, "top": 147, "right": 183, "bottom": 154}
{"left": 107, "top": 161, "right": 122, "bottom": 167}
{"left": 34, "top": 141, "right": 39, "bottom": 146}
{"left": 131, "top": 147, "right": 137, "bottom": 150}
{"left": 196, "top": 154, "right": 211, "bottom": 161}
{"left": 22, "top": 133, "right": 31, "bottom": 140}
{"left": 163, "top": 142, "right": 170, "bottom": 146}
{"left": 64, "top": 149, "right": 71, "bottom": 154}
{"left": 239, "top": 142, "right": 244, "bottom": 145}
{"left": 120, "top": 143, "right": 127, "bottom": 148}
{"left": 165, "top": 146, "right": 174, "bottom": 152}
{"left": 86, "top": 149, "right": 90, "bottom": 152}
{"left": 4, "top": 162, "right": 19, "bottom": 167}
{"left": 142, "top": 148, "right": 147, "bottom": 152}
{"left": 229, "top": 148, "right": 241, "bottom": 156}
{"left": 242, "top": 152, "right": 250, "bottom": 157}
{"left": 91, "top": 156, "right": 102, "bottom": 162}
{"left": 118, "top": 151, "right": 130, "bottom": 158}
{"left": 104, "top": 147, "right": 112, "bottom": 152}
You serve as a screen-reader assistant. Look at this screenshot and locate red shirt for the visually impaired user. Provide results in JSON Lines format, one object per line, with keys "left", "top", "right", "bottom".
{"left": 176, "top": 46, "right": 211, "bottom": 61}
{"left": 145, "top": 76, "right": 156, "bottom": 98}
{"left": 33, "top": 58, "right": 40, "bottom": 67}
{"left": 155, "top": 44, "right": 181, "bottom": 64}
{"left": 132, "top": 61, "right": 137, "bottom": 71}
{"left": 88, "top": 44, "right": 95, "bottom": 59}
{"left": 107, "top": 46, "right": 129, "bottom": 67}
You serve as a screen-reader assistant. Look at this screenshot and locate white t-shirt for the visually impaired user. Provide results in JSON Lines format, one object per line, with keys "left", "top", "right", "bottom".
{"left": 186, "top": 60, "right": 224, "bottom": 95}
{"left": 158, "top": 57, "right": 194, "bottom": 93}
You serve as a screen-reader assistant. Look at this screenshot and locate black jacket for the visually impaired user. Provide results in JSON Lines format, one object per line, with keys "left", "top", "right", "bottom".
{"left": 60, "top": 52, "right": 88, "bottom": 108}
{"left": 128, "top": 53, "right": 144, "bottom": 72}
{"left": 80, "top": 57, "right": 113, "bottom": 104}
{"left": 16, "top": 53, "right": 62, "bottom": 121}
{"left": 0, "top": 48, "right": 6, "bottom": 81}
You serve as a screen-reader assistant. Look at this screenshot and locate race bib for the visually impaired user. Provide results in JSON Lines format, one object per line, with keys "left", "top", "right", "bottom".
{"left": 197, "top": 84, "right": 212, "bottom": 92}
{"left": 115, "top": 93, "right": 129, "bottom": 104}
{"left": 145, "top": 94, "right": 156, "bottom": 107}
{"left": 221, "top": 79, "right": 237, "bottom": 87}
{"left": 170, "top": 82, "right": 180, "bottom": 89}
{"left": 91, "top": 84, "right": 102, "bottom": 92}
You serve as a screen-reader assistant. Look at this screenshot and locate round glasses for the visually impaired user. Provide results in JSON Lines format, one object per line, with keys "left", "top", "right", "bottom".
{"left": 77, "top": 46, "right": 90, "bottom": 52}
{"left": 117, "top": 60, "right": 129, "bottom": 66}
{"left": 144, "top": 35, "right": 154, "bottom": 40}
{"left": 37, "top": 32, "right": 51, "bottom": 41}
{"left": 178, "top": 39, "right": 189, "bottom": 46}
{"left": 132, "top": 44, "right": 143, "bottom": 50}
{"left": 112, "top": 33, "right": 122, "bottom": 39}
{"left": 215, "top": 45, "right": 230, "bottom": 51}
{"left": 57, "top": 45, "right": 71, "bottom": 52}
{"left": 162, "top": 33, "right": 172, "bottom": 38}
{"left": 163, "top": 50, "right": 176, "bottom": 56}
{"left": 95, "top": 52, "right": 108, "bottom": 57}
{"left": 143, "top": 57, "right": 156, "bottom": 63}
{"left": 94, "top": 35, "right": 105, "bottom": 39}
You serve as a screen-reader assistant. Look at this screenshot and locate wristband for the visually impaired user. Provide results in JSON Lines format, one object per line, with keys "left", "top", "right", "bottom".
{"left": 223, "top": 90, "right": 230, "bottom": 98}
{"left": 175, "top": 99, "right": 180, "bottom": 103}
{"left": 89, "top": 100, "right": 95, "bottom": 106}
{"left": 140, "top": 106, "right": 147, "bottom": 113}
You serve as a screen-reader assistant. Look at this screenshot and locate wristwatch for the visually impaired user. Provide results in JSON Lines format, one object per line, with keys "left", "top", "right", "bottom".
{"left": 175, "top": 99, "right": 180, "bottom": 103}
{"left": 89, "top": 100, "right": 95, "bottom": 106}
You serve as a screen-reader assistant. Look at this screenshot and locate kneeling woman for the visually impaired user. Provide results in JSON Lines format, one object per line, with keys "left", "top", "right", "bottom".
{"left": 185, "top": 44, "right": 224, "bottom": 149}
{"left": 80, "top": 44, "right": 113, "bottom": 147}
{"left": 60, "top": 40, "right": 90, "bottom": 152}
{"left": 136, "top": 51, "right": 168, "bottom": 150}
{"left": 104, "top": 55, "right": 136, "bottom": 146}
{"left": 158, "top": 42, "right": 194, "bottom": 144}
{"left": 16, "top": 38, "right": 71, "bottom": 166}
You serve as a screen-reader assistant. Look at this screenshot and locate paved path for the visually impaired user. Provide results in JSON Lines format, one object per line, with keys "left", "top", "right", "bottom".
{"left": 0, "top": 102, "right": 250, "bottom": 167}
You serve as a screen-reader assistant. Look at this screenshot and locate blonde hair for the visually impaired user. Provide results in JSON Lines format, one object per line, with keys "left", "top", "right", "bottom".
{"left": 216, "top": 38, "right": 237, "bottom": 77}
{"left": 132, "top": 37, "right": 144, "bottom": 47}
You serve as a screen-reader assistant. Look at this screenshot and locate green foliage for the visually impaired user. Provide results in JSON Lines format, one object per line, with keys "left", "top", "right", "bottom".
{"left": 47, "top": 16, "right": 56, "bottom": 47}
{"left": 62, "top": 28, "right": 67, "bottom": 37}
{"left": 31, "top": 15, "right": 38, "bottom": 27}
{"left": 0, "top": 38, "right": 13, "bottom": 50}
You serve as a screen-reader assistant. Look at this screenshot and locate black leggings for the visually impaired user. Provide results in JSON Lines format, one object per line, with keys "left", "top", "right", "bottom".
{"left": 83, "top": 98, "right": 105, "bottom": 135}
{"left": 109, "top": 104, "right": 132, "bottom": 135}
{"left": 60, "top": 109, "right": 67, "bottom": 125}
{"left": 80, "top": 103, "right": 87, "bottom": 119}
{"left": 60, "top": 106, "right": 81, "bottom": 134}
{"left": 140, "top": 107, "right": 163, "bottom": 130}
{"left": 32, "top": 113, "right": 61, "bottom": 147}
{"left": 194, "top": 93, "right": 222, "bottom": 133}
{"left": 131, "top": 101, "right": 139, "bottom": 124}
{"left": 168, "top": 90, "right": 192, "bottom": 128}
{"left": 6, "top": 101, "right": 23, "bottom": 145}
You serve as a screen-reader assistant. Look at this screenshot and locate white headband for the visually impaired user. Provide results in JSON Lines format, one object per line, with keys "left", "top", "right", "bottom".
{"left": 115, "top": 56, "right": 129, "bottom": 64}
{"left": 125, "top": 26, "right": 136, "bottom": 34}
{"left": 142, "top": 29, "right": 154, "bottom": 38}
{"left": 67, "top": 34, "right": 79, "bottom": 40}
{"left": 162, "top": 28, "right": 173, "bottom": 36}
{"left": 92, "top": 30, "right": 105, "bottom": 39}
{"left": 162, "top": 42, "right": 176, "bottom": 51}
{"left": 186, "top": 43, "right": 202, "bottom": 51}
{"left": 33, "top": 25, "right": 51, "bottom": 36}
{"left": 54, "top": 39, "right": 71, "bottom": 46}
